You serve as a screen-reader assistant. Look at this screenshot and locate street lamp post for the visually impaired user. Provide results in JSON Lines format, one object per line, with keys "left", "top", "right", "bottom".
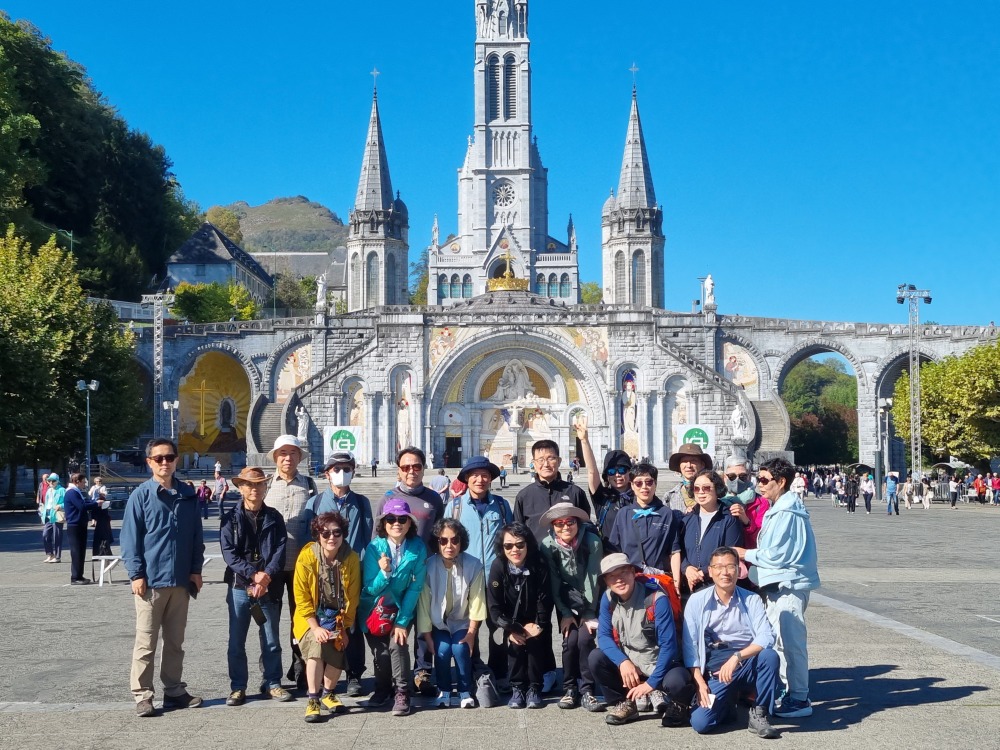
{"left": 896, "top": 284, "right": 932, "bottom": 480}
{"left": 162, "top": 400, "right": 180, "bottom": 439}
{"left": 76, "top": 380, "right": 100, "bottom": 483}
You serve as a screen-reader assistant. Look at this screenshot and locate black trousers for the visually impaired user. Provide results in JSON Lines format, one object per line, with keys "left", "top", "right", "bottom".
{"left": 588, "top": 648, "right": 693, "bottom": 706}
{"left": 847, "top": 495, "right": 857, "bottom": 513}
{"left": 345, "top": 619, "right": 366, "bottom": 679}
{"left": 508, "top": 635, "right": 547, "bottom": 691}
{"left": 66, "top": 524, "right": 88, "bottom": 581}
{"left": 561, "top": 623, "right": 596, "bottom": 693}
{"left": 283, "top": 575, "right": 305, "bottom": 686}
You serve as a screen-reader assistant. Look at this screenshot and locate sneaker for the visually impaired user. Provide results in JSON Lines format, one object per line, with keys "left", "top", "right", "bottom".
{"left": 391, "top": 690, "right": 411, "bottom": 716}
{"left": 649, "top": 689, "right": 666, "bottom": 715}
{"left": 748, "top": 705, "right": 780, "bottom": 738}
{"left": 660, "top": 699, "right": 690, "bottom": 727}
{"left": 636, "top": 694, "right": 652, "bottom": 712}
{"left": 542, "top": 670, "right": 558, "bottom": 694}
{"left": 365, "top": 690, "right": 392, "bottom": 708}
{"left": 226, "top": 690, "right": 246, "bottom": 706}
{"left": 459, "top": 692, "right": 475, "bottom": 709}
{"left": 70, "top": 579, "right": 91, "bottom": 585}
{"left": 162, "top": 691, "right": 202, "bottom": 709}
{"left": 580, "top": 692, "right": 606, "bottom": 712}
{"left": 321, "top": 691, "right": 344, "bottom": 713}
{"left": 414, "top": 669, "right": 436, "bottom": 696}
{"left": 135, "top": 698, "right": 155, "bottom": 717}
{"left": 43, "top": 555, "right": 54, "bottom": 562}
{"left": 605, "top": 699, "right": 639, "bottom": 725}
{"left": 304, "top": 698, "right": 322, "bottom": 723}
{"left": 774, "top": 697, "right": 812, "bottom": 718}
{"left": 267, "top": 686, "right": 294, "bottom": 702}
{"left": 346, "top": 677, "right": 365, "bottom": 697}
{"left": 496, "top": 677, "right": 513, "bottom": 694}
{"left": 558, "top": 688, "right": 579, "bottom": 709}
{"left": 434, "top": 690, "right": 452, "bottom": 708}
{"left": 525, "top": 687, "right": 543, "bottom": 709}
{"left": 508, "top": 688, "right": 526, "bottom": 709}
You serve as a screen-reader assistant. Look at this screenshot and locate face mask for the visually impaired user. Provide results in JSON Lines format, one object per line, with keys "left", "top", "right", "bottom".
{"left": 331, "top": 470, "right": 353, "bottom": 488}
{"left": 726, "top": 476, "right": 751, "bottom": 495}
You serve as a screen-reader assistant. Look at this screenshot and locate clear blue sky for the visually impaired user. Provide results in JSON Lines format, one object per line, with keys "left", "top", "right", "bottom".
{"left": 7, "top": 1, "right": 999, "bottom": 325}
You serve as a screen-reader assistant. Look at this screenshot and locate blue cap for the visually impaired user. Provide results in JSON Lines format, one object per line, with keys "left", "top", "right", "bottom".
{"left": 458, "top": 456, "right": 500, "bottom": 484}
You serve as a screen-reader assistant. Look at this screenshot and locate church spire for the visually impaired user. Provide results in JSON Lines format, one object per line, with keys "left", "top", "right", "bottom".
{"left": 354, "top": 89, "right": 394, "bottom": 212}
{"left": 615, "top": 88, "right": 655, "bottom": 210}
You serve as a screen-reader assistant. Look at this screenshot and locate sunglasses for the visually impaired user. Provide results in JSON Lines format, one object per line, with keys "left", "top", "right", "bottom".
{"left": 503, "top": 541, "right": 527, "bottom": 551}
{"left": 757, "top": 476, "right": 774, "bottom": 485}
{"left": 320, "top": 529, "right": 343, "bottom": 539}
{"left": 399, "top": 464, "right": 423, "bottom": 473}
{"left": 693, "top": 485, "right": 716, "bottom": 494}
{"left": 437, "top": 535, "right": 460, "bottom": 547}
{"left": 607, "top": 466, "right": 629, "bottom": 476}
{"left": 726, "top": 473, "right": 749, "bottom": 481}
{"left": 148, "top": 454, "right": 177, "bottom": 464}
{"left": 632, "top": 479, "right": 655, "bottom": 488}
{"left": 552, "top": 518, "right": 578, "bottom": 527}
{"left": 384, "top": 514, "right": 410, "bottom": 525}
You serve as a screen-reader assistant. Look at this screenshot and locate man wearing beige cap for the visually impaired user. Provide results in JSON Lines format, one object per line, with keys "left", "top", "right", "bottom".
{"left": 664, "top": 444, "right": 714, "bottom": 514}
{"left": 264, "top": 434, "right": 318, "bottom": 691}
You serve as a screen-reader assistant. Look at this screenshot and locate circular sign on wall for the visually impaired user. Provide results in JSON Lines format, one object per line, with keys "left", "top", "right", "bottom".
{"left": 682, "top": 427, "right": 710, "bottom": 450}
{"left": 329, "top": 429, "right": 358, "bottom": 453}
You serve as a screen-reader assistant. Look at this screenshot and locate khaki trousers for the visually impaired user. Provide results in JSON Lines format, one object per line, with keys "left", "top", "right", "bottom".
{"left": 130, "top": 585, "right": 190, "bottom": 702}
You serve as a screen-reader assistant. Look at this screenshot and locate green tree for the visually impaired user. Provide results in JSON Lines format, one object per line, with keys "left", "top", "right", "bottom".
{"left": 580, "top": 281, "right": 603, "bottom": 304}
{"left": 892, "top": 343, "right": 1000, "bottom": 466}
{"left": 409, "top": 246, "right": 429, "bottom": 304}
{"left": 273, "top": 274, "right": 311, "bottom": 311}
{"left": 0, "top": 44, "right": 42, "bottom": 224}
{"left": 0, "top": 227, "right": 145, "bottom": 492}
{"left": 781, "top": 357, "right": 859, "bottom": 462}
{"left": 205, "top": 205, "right": 244, "bottom": 245}
{"left": 172, "top": 281, "right": 260, "bottom": 323}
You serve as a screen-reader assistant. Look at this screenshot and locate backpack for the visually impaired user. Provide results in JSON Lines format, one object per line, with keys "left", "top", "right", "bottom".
{"left": 608, "top": 572, "right": 683, "bottom": 644}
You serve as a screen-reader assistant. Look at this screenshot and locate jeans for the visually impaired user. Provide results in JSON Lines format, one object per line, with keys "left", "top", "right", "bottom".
{"left": 366, "top": 631, "right": 411, "bottom": 693}
{"left": 226, "top": 586, "right": 283, "bottom": 692}
{"left": 862, "top": 492, "right": 873, "bottom": 513}
{"left": 589, "top": 648, "right": 691, "bottom": 705}
{"left": 432, "top": 627, "right": 472, "bottom": 694}
{"left": 763, "top": 588, "right": 811, "bottom": 701}
{"left": 561, "top": 622, "right": 596, "bottom": 694}
{"left": 66, "top": 524, "right": 88, "bottom": 581}
{"left": 691, "top": 649, "right": 780, "bottom": 734}
{"left": 42, "top": 522, "right": 63, "bottom": 559}
{"left": 886, "top": 492, "right": 898, "bottom": 515}
{"left": 846, "top": 495, "right": 856, "bottom": 513}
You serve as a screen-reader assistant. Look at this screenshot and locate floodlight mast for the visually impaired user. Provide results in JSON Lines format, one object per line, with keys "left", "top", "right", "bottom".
{"left": 896, "top": 284, "right": 931, "bottom": 479}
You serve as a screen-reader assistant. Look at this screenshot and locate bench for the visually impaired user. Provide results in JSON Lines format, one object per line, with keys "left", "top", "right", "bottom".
{"left": 91, "top": 555, "right": 122, "bottom": 587}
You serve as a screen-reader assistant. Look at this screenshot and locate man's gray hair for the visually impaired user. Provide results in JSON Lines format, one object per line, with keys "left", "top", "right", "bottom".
{"left": 724, "top": 454, "right": 751, "bottom": 471}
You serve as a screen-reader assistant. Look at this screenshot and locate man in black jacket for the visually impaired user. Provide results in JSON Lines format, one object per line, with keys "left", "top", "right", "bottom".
{"left": 220, "top": 467, "right": 288, "bottom": 706}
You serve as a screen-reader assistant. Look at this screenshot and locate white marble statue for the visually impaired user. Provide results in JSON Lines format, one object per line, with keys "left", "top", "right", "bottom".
{"left": 704, "top": 274, "right": 715, "bottom": 306}
{"left": 316, "top": 274, "right": 327, "bottom": 306}
{"left": 731, "top": 405, "right": 753, "bottom": 442}
{"left": 295, "top": 406, "right": 309, "bottom": 442}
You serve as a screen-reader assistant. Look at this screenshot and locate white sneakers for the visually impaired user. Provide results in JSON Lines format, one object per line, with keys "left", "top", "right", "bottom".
{"left": 435, "top": 690, "right": 476, "bottom": 708}
{"left": 459, "top": 692, "right": 475, "bottom": 709}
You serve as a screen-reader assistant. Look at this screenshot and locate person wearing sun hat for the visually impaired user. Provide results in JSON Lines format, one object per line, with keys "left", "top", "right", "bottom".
{"left": 664, "top": 444, "right": 714, "bottom": 514}
{"left": 220, "top": 467, "right": 289, "bottom": 706}
{"left": 40, "top": 473, "right": 66, "bottom": 563}
{"left": 539, "top": 502, "right": 605, "bottom": 712}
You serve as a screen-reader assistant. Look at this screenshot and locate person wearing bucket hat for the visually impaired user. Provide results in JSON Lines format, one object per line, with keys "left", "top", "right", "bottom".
{"left": 574, "top": 415, "right": 633, "bottom": 539}
{"left": 444, "top": 456, "right": 513, "bottom": 683}
{"left": 220, "top": 467, "right": 290, "bottom": 706}
{"left": 665, "top": 444, "right": 714, "bottom": 514}
{"left": 360, "top": 497, "right": 427, "bottom": 715}
{"left": 264, "top": 434, "right": 319, "bottom": 691}
{"left": 306, "top": 449, "right": 373, "bottom": 696}
{"left": 539, "top": 503, "right": 605, "bottom": 712}
{"left": 40, "top": 473, "right": 66, "bottom": 563}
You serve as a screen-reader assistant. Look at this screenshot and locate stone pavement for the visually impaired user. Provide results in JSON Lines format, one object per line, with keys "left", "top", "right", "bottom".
{"left": 1, "top": 482, "right": 999, "bottom": 749}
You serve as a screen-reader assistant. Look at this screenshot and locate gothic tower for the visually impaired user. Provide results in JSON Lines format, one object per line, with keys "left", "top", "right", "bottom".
{"left": 346, "top": 89, "right": 409, "bottom": 312}
{"left": 601, "top": 88, "right": 664, "bottom": 307}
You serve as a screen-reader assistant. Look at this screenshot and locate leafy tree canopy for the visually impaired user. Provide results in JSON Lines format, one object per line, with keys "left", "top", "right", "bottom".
{"left": 781, "top": 356, "right": 858, "bottom": 463}
{"left": 172, "top": 281, "right": 261, "bottom": 323}
{"left": 205, "top": 205, "right": 243, "bottom": 245}
{"left": 580, "top": 281, "right": 603, "bottom": 304}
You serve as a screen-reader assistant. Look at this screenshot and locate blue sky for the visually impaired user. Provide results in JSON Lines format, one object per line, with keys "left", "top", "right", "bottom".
{"left": 7, "top": 1, "right": 999, "bottom": 325}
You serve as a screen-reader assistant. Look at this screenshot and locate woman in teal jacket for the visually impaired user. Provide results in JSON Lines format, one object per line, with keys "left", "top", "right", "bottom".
{"left": 360, "top": 497, "right": 427, "bottom": 716}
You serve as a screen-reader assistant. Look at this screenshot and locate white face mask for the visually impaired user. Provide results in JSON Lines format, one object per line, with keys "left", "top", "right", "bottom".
{"left": 330, "top": 470, "right": 353, "bottom": 488}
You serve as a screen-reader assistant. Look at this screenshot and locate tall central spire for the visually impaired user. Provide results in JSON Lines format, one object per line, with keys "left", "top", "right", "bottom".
{"left": 616, "top": 88, "right": 655, "bottom": 210}
{"left": 354, "top": 90, "right": 394, "bottom": 212}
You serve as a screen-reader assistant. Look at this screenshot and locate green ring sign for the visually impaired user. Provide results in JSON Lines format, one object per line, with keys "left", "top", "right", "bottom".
{"left": 682, "top": 427, "right": 710, "bottom": 450}
{"left": 329, "top": 429, "right": 357, "bottom": 452}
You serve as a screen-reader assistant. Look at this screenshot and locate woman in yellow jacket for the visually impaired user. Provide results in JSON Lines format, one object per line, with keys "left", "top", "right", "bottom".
{"left": 293, "top": 511, "right": 361, "bottom": 723}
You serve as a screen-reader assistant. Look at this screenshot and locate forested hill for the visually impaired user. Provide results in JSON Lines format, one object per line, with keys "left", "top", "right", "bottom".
{"left": 227, "top": 197, "right": 348, "bottom": 255}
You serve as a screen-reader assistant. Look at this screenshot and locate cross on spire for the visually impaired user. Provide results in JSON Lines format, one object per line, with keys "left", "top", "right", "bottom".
{"left": 370, "top": 66, "right": 381, "bottom": 93}
{"left": 629, "top": 62, "right": 639, "bottom": 93}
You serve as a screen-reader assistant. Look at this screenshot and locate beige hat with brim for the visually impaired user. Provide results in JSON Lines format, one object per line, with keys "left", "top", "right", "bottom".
{"left": 600, "top": 552, "right": 640, "bottom": 577}
{"left": 540, "top": 502, "right": 590, "bottom": 527}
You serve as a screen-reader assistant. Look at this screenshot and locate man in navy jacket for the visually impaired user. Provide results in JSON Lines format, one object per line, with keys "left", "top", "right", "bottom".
{"left": 63, "top": 472, "right": 100, "bottom": 584}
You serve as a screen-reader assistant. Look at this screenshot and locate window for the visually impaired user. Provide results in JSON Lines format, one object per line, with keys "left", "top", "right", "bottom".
{"left": 462, "top": 274, "right": 473, "bottom": 298}
{"left": 195, "top": 264, "right": 205, "bottom": 277}
{"left": 366, "top": 252, "right": 379, "bottom": 306}
{"left": 350, "top": 254, "right": 361, "bottom": 309}
{"left": 536, "top": 273, "right": 545, "bottom": 294}
{"left": 614, "top": 251, "right": 626, "bottom": 302}
{"left": 487, "top": 56, "right": 501, "bottom": 121}
{"left": 547, "top": 273, "right": 558, "bottom": 298}
{"left": 385, "top": 254, "right": 397, "bottom": 304}
{"left": 438, "top": 274, "right": 449, "bottom": 300}
{"left": 560, "top": 273, "right": 571, "bottom": 298}
{"left": 632, "top": 250, "right": 646, "bottom": 306}
{"left": 504, "top": 55, "right": 517, "bottom": 119}
{"left": 450, "top": 274, "right": 461, "bottom": 299}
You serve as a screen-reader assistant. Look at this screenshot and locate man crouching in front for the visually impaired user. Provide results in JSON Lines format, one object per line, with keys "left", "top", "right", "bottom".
{"left": 683, "top": 546, "right": 780, "bottom": 739}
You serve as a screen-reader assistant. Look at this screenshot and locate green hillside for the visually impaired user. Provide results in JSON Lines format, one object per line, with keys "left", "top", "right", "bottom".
{"left": 227, "top": 196, "right": 348, "bottom": 254}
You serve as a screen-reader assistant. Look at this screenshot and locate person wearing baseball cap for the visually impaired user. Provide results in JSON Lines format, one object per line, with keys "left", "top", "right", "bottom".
{"left": 264, "top": 433, "right": 319, "bottom": 692}
{"left": 664, "top": 443, "right": 714, "bottom": 514}
{"left": 306, "top": 449, "right": 373, "bottom": 697}
{"left": 590, "top": 553, "right": 690, "bottom": 727}
{"left": 574, "top": 414, "right": 633, "bottom": 538}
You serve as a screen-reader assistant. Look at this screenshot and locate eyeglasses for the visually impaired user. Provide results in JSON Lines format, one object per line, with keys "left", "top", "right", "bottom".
{"left": 552, "top": 518, "right": 578, "bottom": 528}
{"left": 709, "top": 564, "right": 738, "bottom": 572}
{"left": 503, "top": 541, "right": 527, "bottom": 551}
{"left": 384, "top": 514, "right": 410, "bottom": 525}
{"left": 320, "top": 529, "right": 343, "bottom": 539}
{"left": 693, "top": 485, "right": 716, "bottom": 494}
{"left": 148, "top": 454, "right": 177, "bottom": 464}
{"left": 632, "top": 479, "right": 655, "bottom": 488}
{"left": 726, "top": 473, "right": 749, "bottom": 481}
{"left": 535, "top": 456, "right": 560, "bottom": 465}
{"left": 607, "top": 466, "right": 629, "bottom": 476}
{"left": 399, "top": 464, "right": 423, "bottom": 473}
{"left": 757, "top": 476, "right": 774, "bottom": 485}
{"left": 437, "top": 536, "right": 460, "bottom": 547}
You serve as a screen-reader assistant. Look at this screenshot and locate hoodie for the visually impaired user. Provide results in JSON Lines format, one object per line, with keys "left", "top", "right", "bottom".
{"left": 744, "top": 490, "right": 819, "bottom": 591}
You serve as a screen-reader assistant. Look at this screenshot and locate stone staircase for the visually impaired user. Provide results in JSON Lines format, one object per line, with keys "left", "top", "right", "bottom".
{"left": 750, "top": 399, "right": 790, "bottom": 452}
{"left": 252, "top": 402, "right": 287, "bottom": 461}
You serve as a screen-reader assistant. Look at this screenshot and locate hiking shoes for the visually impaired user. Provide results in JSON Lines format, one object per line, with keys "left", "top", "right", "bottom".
{"left": 321, "top": 691, "right": 345, "bottom": 713}
{"left": 226, "top": 690, "right": 246, "bottom": 707}
{"left": 748, "top": 705, "right": 780, "bottom": 738}
{"left": 304, "top": 698, "right": 322, "bottom": 723}
{"left": 162, "top": 691, "right": 202, "bottom": 709}
{"left": 605, "top": 699, "right": 639, "bottom": 725}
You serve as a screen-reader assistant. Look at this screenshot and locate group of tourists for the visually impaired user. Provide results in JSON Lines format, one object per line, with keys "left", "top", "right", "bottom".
{"left": 117, "top": 427, "right": 818, "bottom": 740}
{"left": 36, "top": 472, "right": 113, "bottom": 583}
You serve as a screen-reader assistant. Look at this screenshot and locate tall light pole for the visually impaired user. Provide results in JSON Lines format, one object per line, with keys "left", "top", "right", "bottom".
{"left": 76, "top": 379, "right": 100, "bottom": 483}
{"left": 162, "top": 400, "right": 180, "bottom": 439}
{"left": 141, "top": 292, "right": 176, "bottom": 437}
{"left": 896, "top": 284, "right": 931, "bottom": 480}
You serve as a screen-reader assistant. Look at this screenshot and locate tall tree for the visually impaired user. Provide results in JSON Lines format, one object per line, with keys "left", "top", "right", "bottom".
{"left": 409, "top": 246, "right": 429, "bottom": 304}
{"left": 580, "top": 281, "right": 603, "bottom": 304}
{"left": 205, "top": 205, "right": 244, "bottom": 245}
{"left": 0, "top": 44, "right": 42, "bottom": 224}
{"left": 172, "top": 281, "right": 261, "bottom": 323}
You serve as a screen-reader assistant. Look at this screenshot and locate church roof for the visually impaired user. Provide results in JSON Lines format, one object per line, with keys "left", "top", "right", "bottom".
{"left": 168, "top": 223, "right": 273, "bottom": 285}
{"left": 354, "top": 90, "right": 395, "bottom": 212}
{"left": 615, "top": 88, "right": 656, "bottom": 210}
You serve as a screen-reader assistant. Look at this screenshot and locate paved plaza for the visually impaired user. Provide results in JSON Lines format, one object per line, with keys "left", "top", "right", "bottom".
{"left": 2, "top": 479, "right": 999, "bottom": 749}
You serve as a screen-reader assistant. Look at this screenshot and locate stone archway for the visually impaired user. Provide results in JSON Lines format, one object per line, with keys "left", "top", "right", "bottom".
{"left": 176, "top": 350, "right": 252, "bottom": 470}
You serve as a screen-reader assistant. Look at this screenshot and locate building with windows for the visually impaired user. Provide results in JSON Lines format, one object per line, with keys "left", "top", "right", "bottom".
{"left": 166, "top": 222, "right": 274, "bottom": 304}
